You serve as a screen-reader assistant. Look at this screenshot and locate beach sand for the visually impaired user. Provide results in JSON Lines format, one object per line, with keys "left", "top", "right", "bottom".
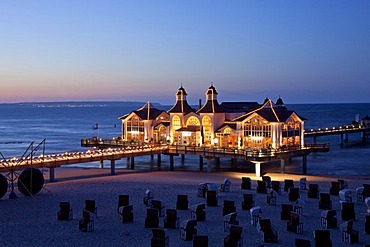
{"left": 1, "top": 167, "right": 370, "bottom": 246}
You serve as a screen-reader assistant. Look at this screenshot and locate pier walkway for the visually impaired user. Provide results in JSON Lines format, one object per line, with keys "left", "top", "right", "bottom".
{"left": 0, "top": 142, "right": 329, "bottom": 180}
{"left": 304, "top": 125, "right": 370, "bottom": 145}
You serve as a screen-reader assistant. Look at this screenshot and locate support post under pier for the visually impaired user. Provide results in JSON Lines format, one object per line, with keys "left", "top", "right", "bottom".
{"left": 302, "top": 155, "right": 307, "bottom": 174}
{"left": 199, "top": 156, "right": 203, "bottom": 171}
{"left": 110, "top": 160, "right": 116, "bottom": 175}
{"left": 181, "top": 154, "right": 185, "bottom": 165}
{"left": 206, "top": 157, "right": 212, "bottom": 173}
{"left": 170, "top": 155, "right": 174, "bottom": 171}
{"left": 255, "top": 162, "right": 261, "bottom": 177}
{"left": 231, "top": 158, "right": 237, "bottom": 171}
{"left": 280, "top": 159, "right": 285, "bottom": 173}
{"left": 49, "top": 167, "right": 55, "bottom": 182}
{"left": 130, "top": 156, "right": 135, "bottom": 170}
{"left": 100, "top": 160, "right": 104, "bottom": 168}
{"left": 157, "top": 154, "right": 161, "bottom": 169}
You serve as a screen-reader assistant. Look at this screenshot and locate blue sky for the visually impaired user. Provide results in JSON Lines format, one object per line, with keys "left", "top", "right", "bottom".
{"left": 1, "top": 1, "right": 370, "bottom": 104}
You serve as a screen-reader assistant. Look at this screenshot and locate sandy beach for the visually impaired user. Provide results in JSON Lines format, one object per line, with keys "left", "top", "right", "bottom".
{"left": 1, "top": 167, "right": 370, "bottom": 247}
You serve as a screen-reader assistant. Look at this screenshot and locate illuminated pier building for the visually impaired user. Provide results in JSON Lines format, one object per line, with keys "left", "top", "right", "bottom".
{"left": 119, "top": 85, "right": 305, "bottom": 150}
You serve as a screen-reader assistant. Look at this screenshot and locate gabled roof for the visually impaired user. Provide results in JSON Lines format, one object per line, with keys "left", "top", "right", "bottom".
{"left": 118, "top": 102, "right": 166, "bottom": 121}
{"left": 233, "top": 99, "right": 301, "bottom": 123}
{"left": 216, "top": 123, "right": 237, "bottom": 133}
{"left": 154, "top": 122, "right": 170, "bottom": 129}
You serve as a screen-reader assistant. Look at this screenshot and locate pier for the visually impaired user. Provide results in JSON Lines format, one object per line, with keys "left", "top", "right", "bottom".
{"left": 304, "top": 125, "right": 370, "bottom": 145}
{"left": 0, "top": 142, "right": 329, "bottom": 180}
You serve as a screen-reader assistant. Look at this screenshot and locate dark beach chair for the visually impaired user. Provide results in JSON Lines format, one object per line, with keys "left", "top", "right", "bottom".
{"left": 258, "top": 219, "right": 278, "bottom": 243}
{"left": 341, "top": 202, "right": 355, "bottom": 221}
{"left": 287, "top": 211, "right": 303, "bottom": 234}
{"left": 313, "top": 229, "right": 332, "bottom": 247}
{"left": 242, "top": 193, "right": 254, "bottom": 210}
{"left": 191, "top": 203, "right": 206, "bottom": 221}
{"left": 206, "top": 190, "right": 218, "bottom": 206}
{"left": 57, "top": 202, "right": 73, "bottom": 221}
{"left": 241, "top": 177, "right": 251, "bottom": 190}
{"left": 224, "top": 225, "right": 243, "bottom": 247}
{"left": 223, "top": 200, "right": 236, "bottom": 216}
{"left": 307, "top": 184, "right": 319, "bottom": 199}
{"left": 145, "top": 208, "right": 159, "bottom": 228}
{"left": 340, "top": 220, "right": 359, "bottom": 244}
{"left": 180, "top": 219, "right": 197, "bottom": 241}
{"left": 84, "top": 199, "right": 97, "bottom": 216}
{"left": 284, "top": 179, "right": 294, "bottom": 192}
{"left": 224, "top": 212, "right": 239, "bottom": 232}
{"left": 280, "top": 203, "right": 293, "bottom": 220}
{"left": 151, "top": 228, "right": 169, "bottom": 247}
{"left": 119, "top": 204, "right": 133, "bottom": 223}
{"left": 117, "top": 194, "right": 129, "bottom": 212}
{"left": 79, "top": 210, "right": 94, "bottom": 232}
{"left": 321, "top": 209, "right": 337, "bottom": 229}
{"left": 329, "top": 181, "right": 340, "bottom": 196}
{"left": 163, "top": 209, "right": 179, "bottom": 229}
{"left": 288, "top": 187, "right": 300, "bottom": 202}
{"left": 271, "top": 181, "right": 281, "bottom": 195}
{"left": 257, "top": 180, "right": 267, "bottom": 194}
{"left": 151, "top": 200, "right": 165, "bottom": 217}
{"left": 176, "top": 194, "right": 188, "bottom": 210}
{"left": 318, "top": 193, "right": 332, "bottom": 210}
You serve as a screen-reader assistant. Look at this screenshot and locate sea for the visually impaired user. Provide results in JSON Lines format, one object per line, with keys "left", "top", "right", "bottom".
{"left": 0, "top": 102, "right": 369, "bottom": 176}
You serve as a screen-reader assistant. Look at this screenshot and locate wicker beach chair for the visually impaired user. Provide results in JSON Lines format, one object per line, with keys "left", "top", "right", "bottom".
{"left": 223, "top": 212, "right": 239, "bottom": 232}
{"left": 151, "top": 228, "right": 169, "bottom": 247}
{"left": 257, "top": 219, "right": 278, "bottom": 243}
{"left": 224, "top": 225, "right": 243, "bottom": 247}
{"left": 79, "top": 210, "right": 94, "bottom": 232}
{"left": 222, "top": 200, "right": 236, "bottom": 216}
{"left": 191, "top": 203, "right": 206, "bottom": 221}
{"left": 176, "top": 194, "right": 188, "bottom": 210}
{"left": 284, "top": 179, "right": 294, "bottom": 192}
{"left": 57, "top": 202, "right": 73, "bottom": 221}
{"left": 84, "top": 199, "right": 97, "bottom": 216}
{"left": 117, "top": 194, "right": 129, "bottom": 212}
{"left": 340, "top": 220, "right": 359, "bottom": 244}
{"left": 180, "top": 219, "right": 197, "bottom": 241}
{"left": 242, "top": 193, "right": 254, "bottom": 210}
{"left": 145, "top": 208, "right": 159, "bottom": 228}
{"left": 241, "top": 177, "right": 251, "bottom": 190}
{"left": 119, "top": 204, "right": 133, "bottom": 223}
{"left": 313, "top": 229, "right": 332, "bottom": 247}
{"left": 318, "top": 193, "right": 332, "bottom": 210}
{"left": 163, "top": 209, "right": 179, "bottom": 229}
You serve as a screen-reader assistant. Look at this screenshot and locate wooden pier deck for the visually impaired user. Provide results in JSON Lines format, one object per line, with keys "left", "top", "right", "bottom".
{"left": 0, "top": 141, "right": 329, "bottom": 180}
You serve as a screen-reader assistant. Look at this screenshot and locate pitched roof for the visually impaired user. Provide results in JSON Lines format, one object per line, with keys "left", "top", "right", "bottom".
{"left": 216, "top": 123, "right": 237, "bottom": 133}
{"left": 233, "top": 99, "right": 299, "bottom": 122}
{"left": 119, "top": 102, "right": 166, "bottom": 120}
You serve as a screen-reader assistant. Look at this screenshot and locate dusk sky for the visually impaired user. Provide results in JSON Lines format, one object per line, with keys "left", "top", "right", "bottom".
{"left": 1, "top": 1, "right": 370, "bottom": 104}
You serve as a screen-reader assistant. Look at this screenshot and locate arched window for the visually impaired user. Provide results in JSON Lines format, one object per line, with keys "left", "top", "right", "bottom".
{"left": 186, "top": 116, "right": 200, "bottom": 126}
{"left": 172, "top": 115, "right": 181, "bottom": 130}
{"left": 202, "top": 115, "right": 212, "bottom": 145}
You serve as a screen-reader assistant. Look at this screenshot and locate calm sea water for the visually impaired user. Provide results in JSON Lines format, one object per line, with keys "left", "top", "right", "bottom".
{"left": 0, "top": 102, "right": 369, "bottom": 176}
